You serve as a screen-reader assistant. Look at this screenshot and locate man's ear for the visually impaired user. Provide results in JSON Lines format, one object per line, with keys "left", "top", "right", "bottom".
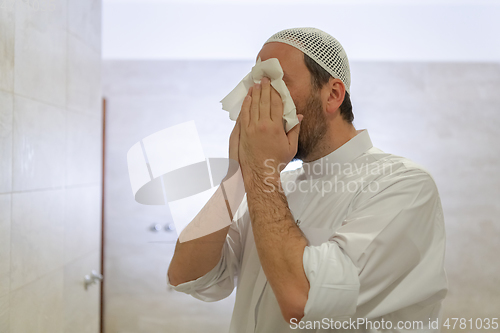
{"left": 324, "top": 78, "right": 345, "bottom": 115}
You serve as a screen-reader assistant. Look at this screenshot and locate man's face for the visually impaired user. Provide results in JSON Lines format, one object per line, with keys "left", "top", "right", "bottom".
{"left": 293, "top": 88, "right": 327, "bottom": 161}
{"left": 256, "top": 42, "right": 327, "bottom": 162}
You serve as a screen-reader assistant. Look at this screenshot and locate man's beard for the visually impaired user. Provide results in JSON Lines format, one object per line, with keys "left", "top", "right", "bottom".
{"left": 293, "top": 90, "right": 327, "bottom": 162}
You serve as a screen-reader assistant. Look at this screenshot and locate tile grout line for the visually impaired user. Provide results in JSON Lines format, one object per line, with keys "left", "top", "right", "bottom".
{"left": 8, "top": 92, "right": 103, "bottom": 126}
{"left": 8, "top": 3, "right": 16, "bottom": 327}
{"left": 67, "top": 29, "right": 101, "bottom": 56}
{"left": 3, "top": 182, "right": 101, "bottom": 195}
{"left": 63, "top": 0, "right": 69, "bottom": 304}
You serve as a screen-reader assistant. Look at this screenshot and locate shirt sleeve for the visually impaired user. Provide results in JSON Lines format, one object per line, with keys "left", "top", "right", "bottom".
{"left": 301, "top": 241, "right": 360, "bottom": 322}
{"left": 166, "top": 214, "right": 245, "bottom": 302}
{"left": 301, "top": 166, "right": 444, "bottom": 321}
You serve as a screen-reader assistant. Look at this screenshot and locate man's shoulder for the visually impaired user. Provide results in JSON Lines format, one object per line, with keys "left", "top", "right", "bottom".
{"left": 365, "top": 147, "right": 434, "bottom": 177}
{"left": 278, "top": 147, "right": 438, "bottom": 188}
{"left": 362, "top": 146, "right": 439, "bottom": 193}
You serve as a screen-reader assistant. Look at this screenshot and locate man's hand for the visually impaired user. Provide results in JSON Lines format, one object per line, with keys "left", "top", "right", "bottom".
{"left": 238, "top": 77, "right": 302, "bottom": 182}
{"left": 235, "top": 77, "right": 309, "bottom": 324}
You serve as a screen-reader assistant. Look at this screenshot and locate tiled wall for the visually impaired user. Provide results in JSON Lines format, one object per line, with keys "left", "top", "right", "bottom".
{"left": 102, "top": 60, "right": 500, "bottom": 332}
{"left": 0, "top": 1, "right": 102, "bottom": 332}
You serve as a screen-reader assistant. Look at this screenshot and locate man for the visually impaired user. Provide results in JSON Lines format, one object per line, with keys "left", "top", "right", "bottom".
{"left": 167, "top": 28, "right": 448, "bottom": 332}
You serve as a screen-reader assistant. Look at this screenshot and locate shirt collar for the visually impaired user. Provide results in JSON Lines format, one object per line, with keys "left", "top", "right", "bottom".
{"left": 301, "top": 129, "right": 373, "bottom": 178}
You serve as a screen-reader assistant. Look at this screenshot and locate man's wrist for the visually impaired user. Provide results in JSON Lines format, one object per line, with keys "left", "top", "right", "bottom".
{"left": 244, "top": 167, "right": 281, "bottom": 193}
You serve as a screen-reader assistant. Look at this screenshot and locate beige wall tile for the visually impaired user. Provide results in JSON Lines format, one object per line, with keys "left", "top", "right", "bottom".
{"left": 442, "top": 214, "right": 500, "bottom": 319}
{"left": 9, "top": 269, "right": 63, "bottom": 333}
{"left": 350, "top": 62, "right": 427, "bottom": 102}
{"left": 14, "top": 0, "right": 67, "bottom": 107}
{"left": 0, "top": 91, "right": 13, "bottom": 193}
{"left": 0, "top": 194, "right": 11, "bottom": 297}
{"left": 68, "top": 0, "right": 101, "bottom": 52}
{"left": 0, "top": 5, "right": 15, "bottom": 92}
{"left": 0, "top": 294, "right": 9, "bottom": 333}
{"left": 12, "top": 96, "right": 66, "bottom": 191}
{"left": 66, "top": 110, "right": 102, "bottom": 186}
{"left": 64, "top": 186, "right": 102, "bottom": 264}
{"left": 10, "top": 189, "right": 64, "bottom": 290}
{"left": 425, "top": 63, "right": 500, "bottom": 102}
{"left": 105, "top": 292, "right": 234, "bottom": 333}
{"left": 67, "top": 35, "right": 102, "bottom": 114}
{"left": 63, "top": 250, "right": 101, "bottom": 333}
{"left": 105, "top": 243, "right": 173, "bottom": 296}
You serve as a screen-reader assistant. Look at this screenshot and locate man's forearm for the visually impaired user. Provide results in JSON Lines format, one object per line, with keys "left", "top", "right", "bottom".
{"left": 246, "top": 173, "right": 309, "bottom": 322}
{"left": 167, "top": 185, "right": 232, "bottom": 286}
{"left": 168, "top": 224, "right": 230, "bottom": 286}
{"left": 168, "top": 162, "right": 245, "bottom": 286}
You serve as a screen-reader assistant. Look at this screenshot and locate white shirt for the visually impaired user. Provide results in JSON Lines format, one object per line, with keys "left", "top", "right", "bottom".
{"left": 167, "top": 130, "right": 448, "bottom": 332}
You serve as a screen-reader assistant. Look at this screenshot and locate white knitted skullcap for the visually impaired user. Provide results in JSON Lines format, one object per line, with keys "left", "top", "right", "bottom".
{"left": 265, "top": 27, "right": 351, "bottom": 94}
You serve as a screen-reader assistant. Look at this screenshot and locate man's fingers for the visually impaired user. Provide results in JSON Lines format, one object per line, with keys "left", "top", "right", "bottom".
{"left": 247, "top": 86, "right": 253, "bottom": 99}
{"left": 229, "top": 113, "right": 241, "bottom": 161}
{"left": 240, "top": 92, "right": 252, "bottom": 129}
{"left": 251, "top": 82, "right": 261, "bottom": 125}
{"left": 260, "top": 77, "right": 271, "bottom": 120}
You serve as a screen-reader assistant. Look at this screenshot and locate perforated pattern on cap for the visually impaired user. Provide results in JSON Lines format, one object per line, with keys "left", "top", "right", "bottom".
{"left": 265, "top": 27, "right": 351, "bottom": 94}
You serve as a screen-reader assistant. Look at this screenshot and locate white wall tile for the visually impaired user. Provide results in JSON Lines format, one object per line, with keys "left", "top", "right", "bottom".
{"left": 68, "top": 0, "right": 101, "bottom": 52}
{"left": 14, "top": 0, "right": 67, "bottom": 107}
{"left": 12, "top": 96, "right": 66, "bottom": 191}
{"left": 66, "top": 110, "right": 102, "bottom": 186}
{"left": 63, "top": 250, "right": 100, "bottom": 333}
{"left": 9, "top": 269, "right": 63, "bottom": 333}
{"left": 0, "top": 5, "right": 15, "bottom": 92}
{"left": 0, "top": 194, "right": 11, "bottom": 297}
{"left": 10, "top": 189, "right": 64, "bottom": 290}
{"left": 0, "top": 91, "right": 13, "bottom": 193}
{"left": 67, "top": 34, "right": 102, "bottom": 114}
{"left": 4, "top": 1, "right": 103, "bottom": 332}
{"left": 64, "top": 186, "right": 102, "bottom": 264}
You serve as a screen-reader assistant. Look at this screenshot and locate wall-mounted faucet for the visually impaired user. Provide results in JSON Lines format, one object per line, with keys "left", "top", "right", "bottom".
{"left": 149, "top": 223, "right": 175, "bottom": 232}
{"left": 84, "top": 270, "right": 104, "bottom": 290}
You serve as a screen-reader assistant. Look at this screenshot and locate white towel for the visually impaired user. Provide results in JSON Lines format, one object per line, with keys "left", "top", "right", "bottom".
{"left": 220, "top": 58, "right": 299, "bottom": 133}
